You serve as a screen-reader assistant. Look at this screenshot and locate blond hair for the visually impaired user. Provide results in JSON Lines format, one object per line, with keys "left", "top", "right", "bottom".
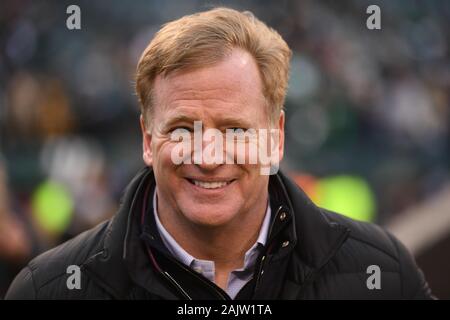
{"left": 136, "top": 7, "right": 292, "bottom": 127}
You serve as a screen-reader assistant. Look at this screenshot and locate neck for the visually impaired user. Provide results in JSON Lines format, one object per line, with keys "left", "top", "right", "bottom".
{"left": 157, "top": 193, "right": 269, "bottom": 271}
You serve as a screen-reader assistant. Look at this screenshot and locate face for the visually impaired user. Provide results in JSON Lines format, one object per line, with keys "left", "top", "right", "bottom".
{"left": 141, "top": 49, "right": 285, "bottom": 229}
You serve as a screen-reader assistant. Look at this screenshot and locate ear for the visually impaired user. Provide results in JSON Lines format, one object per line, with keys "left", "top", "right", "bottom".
{"left": 277, "top": 110, "right": 285, "bottom": 162}
{"left": 140, "top": 115, "right": 153, "bottom": 167}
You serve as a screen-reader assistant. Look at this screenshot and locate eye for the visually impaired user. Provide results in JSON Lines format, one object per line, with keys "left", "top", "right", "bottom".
{"left": 228, "top": 127, "right": 246, "bottom": 132}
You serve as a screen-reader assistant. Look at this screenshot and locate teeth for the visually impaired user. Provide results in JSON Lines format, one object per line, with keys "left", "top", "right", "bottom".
{"left": 193, "top": 180, "right": 229, "bottom": 189}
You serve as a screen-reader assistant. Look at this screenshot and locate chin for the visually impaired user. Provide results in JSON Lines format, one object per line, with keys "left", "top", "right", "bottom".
{"left": 180, "top": 202, "right": 239, "bottom": 228}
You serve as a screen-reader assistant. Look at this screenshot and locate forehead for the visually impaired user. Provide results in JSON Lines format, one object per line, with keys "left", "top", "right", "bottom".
{"left": 152, "top": 49, "right": 266, "bottom": 119}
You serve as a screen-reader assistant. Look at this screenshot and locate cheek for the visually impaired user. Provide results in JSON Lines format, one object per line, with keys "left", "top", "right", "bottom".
{"left": 237, "top": 165, "right": 267, "bottom": 191}
{"left": 152, "top": 139, "right": 179, "bottom": 172}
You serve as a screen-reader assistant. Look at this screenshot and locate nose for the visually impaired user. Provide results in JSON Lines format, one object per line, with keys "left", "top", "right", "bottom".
{"left": 191, "top": 128, "right": 227, "bottom": 171}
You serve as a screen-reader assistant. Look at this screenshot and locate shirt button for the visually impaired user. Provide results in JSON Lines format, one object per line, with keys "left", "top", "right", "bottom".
{"left": 279, "top": 212, "right": 287, "bottom": 221}
{"left": 282, "top": 240, "right": 290, "bottom": 248}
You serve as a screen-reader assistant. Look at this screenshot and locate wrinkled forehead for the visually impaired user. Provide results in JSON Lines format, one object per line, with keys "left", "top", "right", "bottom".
{"left": 152, "top": 49, "right": 266, "bottom": 113}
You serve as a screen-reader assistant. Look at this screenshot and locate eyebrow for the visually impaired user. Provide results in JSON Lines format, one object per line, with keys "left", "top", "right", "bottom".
{"left": 163, "top": 114, "right": 197, "bottom": 129}
{"left": 162, "top": 114, "right": 253, "bottom": 129}
{"left": 215, "top": 116, "right": 253, "bottom": 129}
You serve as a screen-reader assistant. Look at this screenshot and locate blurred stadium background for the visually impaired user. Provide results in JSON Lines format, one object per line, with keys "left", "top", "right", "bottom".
{"left": 0, "top": 0, "right": 449, "bottom": 299}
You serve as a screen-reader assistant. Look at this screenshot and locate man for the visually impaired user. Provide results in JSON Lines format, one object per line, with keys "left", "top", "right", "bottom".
{"left": 6, "top": 7, "right": 432, "bottom": 299}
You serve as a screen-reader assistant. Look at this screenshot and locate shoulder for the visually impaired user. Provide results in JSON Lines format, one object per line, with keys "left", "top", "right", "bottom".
{"left": 324, "top": 209, "right": 397, "bottom": 258}
{"left": 5, "top": 220, "right": 110, "bottom": 299}
{"left": 321, "top": 209, "right": 433, "bottom": 299}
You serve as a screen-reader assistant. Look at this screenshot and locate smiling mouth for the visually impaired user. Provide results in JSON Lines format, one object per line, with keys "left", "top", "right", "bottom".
{"left": 186, "top": 178, "right": 235, "bottom": 189}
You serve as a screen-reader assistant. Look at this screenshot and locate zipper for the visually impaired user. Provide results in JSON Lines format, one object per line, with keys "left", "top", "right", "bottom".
{"left": 143, "top": 233, "right": 230, "bottom": 300}
{"left": 168, "top": 255, "right": 231, "bottom": 300}
{"left": 253, "top": 204, "right": 288, "bottom": 292}
{"left": 161, "top": 270, "right": 192, "bottom": 300}
{"left": 254, "top": 255, "right": 266, "bottom": 292}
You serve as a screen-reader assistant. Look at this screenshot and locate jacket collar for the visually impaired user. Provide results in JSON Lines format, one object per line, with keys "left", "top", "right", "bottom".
{"left": 260, "top": 172, "right": 350, "bottom": 299}
{"left": 272, "top": 171, "right": 350, "bottom": 270}
{"left": 84, "top": 167, "right": 350, "bottom": 298}
{"left": 84, "top": 167, "right": 177, "bottom": 299}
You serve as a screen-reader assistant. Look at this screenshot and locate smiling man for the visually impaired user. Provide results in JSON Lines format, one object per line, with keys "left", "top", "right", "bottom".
{"left": 145, "top": 48, "right": 278, "bottom": 292}
{"left": 6, "top": 7, "right": 433, "bottom": 300}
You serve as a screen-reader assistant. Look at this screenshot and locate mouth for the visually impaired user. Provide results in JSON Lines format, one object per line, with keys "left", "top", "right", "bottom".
{"left": 185, "top": 178, "right": 236, "bottom": 190}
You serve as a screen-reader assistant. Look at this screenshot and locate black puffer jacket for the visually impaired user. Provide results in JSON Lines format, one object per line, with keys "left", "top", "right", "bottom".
{"left": 5, "top": 168, "right": 433, "bottom": 299}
